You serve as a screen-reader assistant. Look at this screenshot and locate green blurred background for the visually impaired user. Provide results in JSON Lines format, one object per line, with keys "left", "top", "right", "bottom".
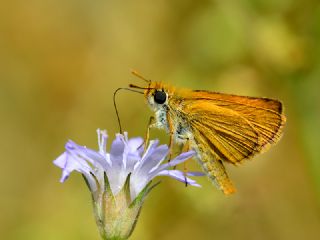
{"left": 1, "top": 0, "right": 319, "bottom": 239}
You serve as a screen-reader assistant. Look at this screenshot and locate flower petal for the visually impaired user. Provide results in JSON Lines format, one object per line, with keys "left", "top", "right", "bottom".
{"left": 107, "top": 134, "right": 129, "bottom": 195}
{"left": 130, "top": 175, "right": 150, "bottom": 200}
{"left": 133, "top": 140, "right": 159, "bottom": 172}
{"left": 110, "top": 134, "right": 125, "bottom": 169}
{"left": 53, "top": 151, "right": 68, "bottom": 169}
{"left": 186, "top": 171, "right": 206, "bottom": 177}
{"left": 128, "top": 137, "right": 144, "bottom": 152}
{"left": 66, "top": 140, "right": 110, "bottom": 170}
{"left": 97, "top": 129, "right": 108, "bottom": 154}
{"left": 53, "top": 150, "right": 95, "bottom": 188}
{"left": 156, "top": 170, "right": 201, "bottom": 187}
{"left": 137, "top": 144, "right": 169, "bottom": 175}
{"left": 125, "top": 153, "right": 140, "bottom": 173}
{"left": 129, "top": 141, "right": 166, "bottom": 199}
{"left": 153, "top": 150, "right": 196, "bottom": 174}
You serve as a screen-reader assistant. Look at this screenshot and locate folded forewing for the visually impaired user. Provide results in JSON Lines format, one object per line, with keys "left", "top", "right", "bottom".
{"left": 178, "top": 93, "right": 285, "bottom": 164}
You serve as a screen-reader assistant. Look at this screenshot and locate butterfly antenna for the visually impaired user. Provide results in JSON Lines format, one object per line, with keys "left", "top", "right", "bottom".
{"left": 113, "top": 88, "right": 143, "bottom": 134}
{"left": 131, "top": 70, "right": 151, "bottom": 84}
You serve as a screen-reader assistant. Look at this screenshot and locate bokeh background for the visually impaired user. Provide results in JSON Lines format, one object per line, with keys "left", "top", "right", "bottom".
{"left": 1, "top": 0, "right": 319, "bottom": 239}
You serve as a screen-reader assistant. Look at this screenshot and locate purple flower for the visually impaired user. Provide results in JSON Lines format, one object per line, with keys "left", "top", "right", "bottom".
{"left": 54, "top": 129, "right": 203, "bottom": 239}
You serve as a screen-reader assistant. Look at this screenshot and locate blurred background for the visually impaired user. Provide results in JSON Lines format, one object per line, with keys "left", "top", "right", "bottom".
{"left": 1, "top": 0, "right": 319, "bottom": 239}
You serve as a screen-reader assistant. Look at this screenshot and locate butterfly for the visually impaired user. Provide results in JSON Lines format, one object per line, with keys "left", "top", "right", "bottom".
{"left": 126, "top": 71, "right": 286, "bottom": 195}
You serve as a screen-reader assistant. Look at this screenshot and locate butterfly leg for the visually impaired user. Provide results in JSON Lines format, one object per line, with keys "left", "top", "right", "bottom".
{"left": 181, "top": 139, "right": 190, "bottom": 187}
{"left": 166, "top": 112, "right": 175, "bottom": 162}
{"left": 142, "top": 116, "right": 155, "bottom": 150}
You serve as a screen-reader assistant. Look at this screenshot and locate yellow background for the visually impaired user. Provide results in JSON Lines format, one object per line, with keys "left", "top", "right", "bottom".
{"left": 1, "top": 1, "right": 319, "bottom": 239}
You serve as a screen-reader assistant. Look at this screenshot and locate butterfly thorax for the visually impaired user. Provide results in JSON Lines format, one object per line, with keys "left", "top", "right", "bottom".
{"left": 144, "top": 82, "right": 192, "bottom": 143}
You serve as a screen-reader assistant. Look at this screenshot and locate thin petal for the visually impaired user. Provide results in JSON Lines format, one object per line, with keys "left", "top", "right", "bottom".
{"left": 156, "top": 170, "right": 201, "bottom": 187}
{"left": 133, "top": 140, "right": 159, "bottom": 172}
{"left": 187, "top": 171, "right": 206, "bottom": 177}
{"left": 53, "top": 152, "right": 68, "bottom": 168}
{"left": 129, "top": 141, "right": 162, "bottom": 195}
{"left": 66, "top": 140, "right": 110, "bottom": 170}
{"left": 97, "top": 129, "right": 108, "bottom": 155}
{"left": 137, "top": 144, "right": 169, "bottom": 176}
{"left": 107, "top": 134, "right": 128, "bottom": 195}
{"left": 125, "top": 153, "right": 141, "bottom": 173}
{"left": 54, "top": 151, "right": 91, "bottom": 183}
{"left": 128, "top": 137, "right": 144, "bottom": 152}
{"left": 110, "top": 134, "right": 125, "bottom": 169}
{"left": 141, "top": 140, "right": 159, "bottom": 162}
{"left": 153, "top": 150, "right": 195, "bottom": 174}
{"left": 130, "top": 174, "right": 150, "bottom": 200}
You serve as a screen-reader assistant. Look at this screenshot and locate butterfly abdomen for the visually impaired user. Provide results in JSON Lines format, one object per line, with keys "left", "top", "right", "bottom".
{"left": 191, "top": 140, "right": 236, "bottom": 195}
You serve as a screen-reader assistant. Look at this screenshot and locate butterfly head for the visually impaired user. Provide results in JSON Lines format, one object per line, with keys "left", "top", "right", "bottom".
{"left": 129, "top": 70, "right": 171, "bottom": 111}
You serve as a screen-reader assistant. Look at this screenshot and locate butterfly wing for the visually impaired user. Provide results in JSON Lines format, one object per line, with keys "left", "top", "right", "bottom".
{"left": 180, "top": 91, "right": 285, "bottom": 164}
{"left": 169, "top": 90, "right": 285, "bottom": 194}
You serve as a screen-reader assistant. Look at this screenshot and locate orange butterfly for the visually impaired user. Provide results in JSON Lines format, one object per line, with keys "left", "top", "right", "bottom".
{"left": 127, "top": 71, "right": 286, "bottom": 195}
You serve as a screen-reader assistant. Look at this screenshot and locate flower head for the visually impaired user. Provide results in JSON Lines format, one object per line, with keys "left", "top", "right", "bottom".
{"left": 54, "top": 129, "right": 203, "bottom": 239}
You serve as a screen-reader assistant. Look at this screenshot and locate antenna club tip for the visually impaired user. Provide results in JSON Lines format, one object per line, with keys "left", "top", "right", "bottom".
{"left": 130, "top": 70, "right": 151, "bottom": 83}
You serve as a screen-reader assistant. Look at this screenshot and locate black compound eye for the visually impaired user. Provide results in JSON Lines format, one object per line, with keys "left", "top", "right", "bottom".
{"left": 154, "top": 90, "right": 167, "bottom": 104}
